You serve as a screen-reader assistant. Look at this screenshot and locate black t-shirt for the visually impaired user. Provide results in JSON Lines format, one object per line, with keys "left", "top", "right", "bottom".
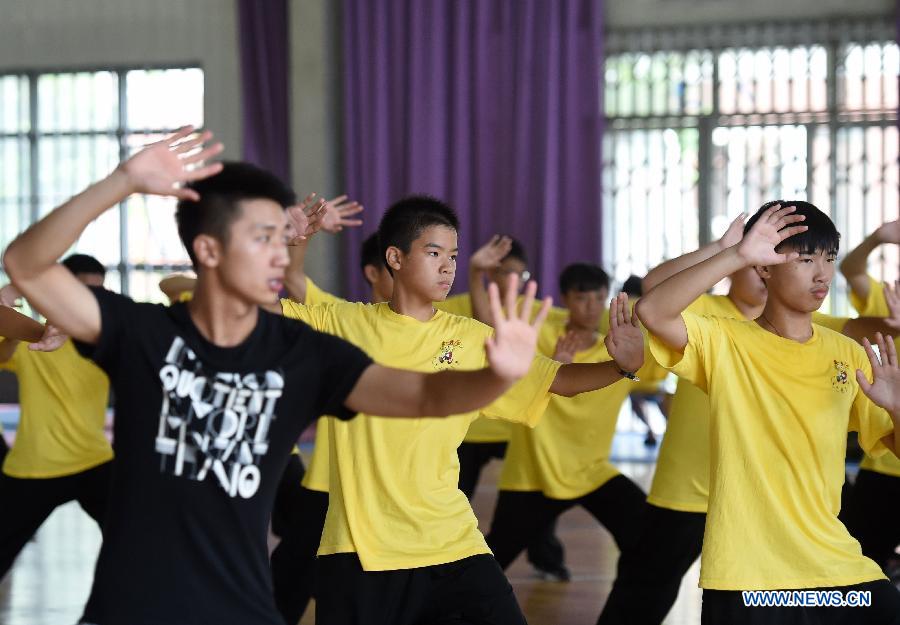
{"left": 75, "top": 288, "right": 372, "bottom": 625}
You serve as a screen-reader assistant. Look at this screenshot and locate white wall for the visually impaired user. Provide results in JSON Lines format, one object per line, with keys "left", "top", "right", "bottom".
{"left": 0, "top": 0, "right": 242, "bottom": 159}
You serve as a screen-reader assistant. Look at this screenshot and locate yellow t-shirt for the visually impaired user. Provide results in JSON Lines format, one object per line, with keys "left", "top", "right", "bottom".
{"left": 498, "top": 321, "right": 636, "bottom": 499}
{"left": 648, "top": 294, "right": 849, "bottom": 513}
{"left": 301, "top": 277, "right": 348, "bottom": 492}
{"left": 1, "top": 339, "right": 112, "bottom": 478}
{"left": 281, "top": 299, "right": 561, "bottom": 570}
{"left": 436, "top": 291, "right": 608, "bottom": 443}
{"left": 651, "top": 313, "right": 893, "bottom": 590}
{"left": 846, "top": 276, "right": 900, "bottom": 478}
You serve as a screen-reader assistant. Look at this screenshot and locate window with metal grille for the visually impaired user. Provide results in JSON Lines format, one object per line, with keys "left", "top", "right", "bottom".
{"left": 602, "top": 19, "right": 898, "bottom": 314}
{"left": 0, "top": 67, "right": 203, "bottom": 305}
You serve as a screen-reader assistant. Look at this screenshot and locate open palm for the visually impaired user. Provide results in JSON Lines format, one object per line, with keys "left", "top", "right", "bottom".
{"left": 858, "top": 332, "right": 900, "bottom": 415}
{"left": 737, "top": 204, "right": 808, "bottom": 266}
{"left": 604, "top": 293, "right": 644, "bottom": 373}
{"left": 119, "top": 126, "right": 224, "bottom": 200}
{"left": 485, "top": 277, "right": 551, "bottom": 381}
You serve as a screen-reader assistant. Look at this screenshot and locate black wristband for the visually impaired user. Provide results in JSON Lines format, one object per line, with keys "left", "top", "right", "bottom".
{"left": 616, "top": 365, "right": 640, "bottom": 382}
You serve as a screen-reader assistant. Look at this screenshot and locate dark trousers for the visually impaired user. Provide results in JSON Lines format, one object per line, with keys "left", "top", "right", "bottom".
{"left": 270, "top": 454, "right": 331, "bottom": 625}
{"left": 596, "top": 503, "right": 706, "bottom": 625}
{"left": 701, "top": 580, "right": 900, "bottom": 625}
{"left": 842, "top": 469, "right": 900, "bottom": 573}
{"left": 0, "top": 460, "right": 112, "bottom": 580}
{"left": 316, "top": 553, "right": 527, "bottom": 625}
{"left": 486, "top": 474, "right": 646, "bottom": 570}
{"left": 0, "top": 435, "right": 8, "bottom": 465}
{"left": 457, "top": 441, "right": 567, "bottom": 573}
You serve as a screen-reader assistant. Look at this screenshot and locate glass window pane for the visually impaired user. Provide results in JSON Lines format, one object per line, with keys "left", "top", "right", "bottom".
{"left": 37, "top": 72, "right": 118, "bottom": 132}
{"left": 1, "top": 75, "right": 29, "bottom": 133}
{"left": 0, "top": 139, "right": 29, "bottom": 251}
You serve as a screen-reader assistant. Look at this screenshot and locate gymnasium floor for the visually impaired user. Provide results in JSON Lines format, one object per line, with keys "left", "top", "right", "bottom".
{"left": 0, "top": 421, "right": 706, "bottom": 625}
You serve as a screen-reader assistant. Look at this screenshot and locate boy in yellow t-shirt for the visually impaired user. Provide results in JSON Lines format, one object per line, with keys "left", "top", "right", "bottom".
{"left": 282, "top": 196, "right": 645, "bottom": 625}
{"left": 271, "top": 230, "right": 392, "bottom": 625}
{"left": 0, "top": 254, "right": 112, "bottom": 581}
{"left": 485, "top": 263, "right": 648, "bottom": 576}
{"left": 839, "top": 223, "right": 900, "bottom": 577}
{"left": 638, "top": 201, "right": 900, "bottom": 623}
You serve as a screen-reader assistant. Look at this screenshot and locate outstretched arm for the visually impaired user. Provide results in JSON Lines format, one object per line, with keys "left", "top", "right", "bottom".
{"left": 643, "top": 213, "right": 746, "bottom": 292}
{"left": 4, "top": 127, "right": 222, "bottom": 344}
{"left": 840, "top": 220, "right": 900, "bottom": 303}
{"left": 345, "top": 277, "right": 551, "bottom": 417}
{"left": 637, "top": 204, "right": 807, "bottom": 350}
{"left": 856, "top": 332, "right": 900, "bottom": 458}
{"left": 549, "top": 293, "right": 645, "bottom": 396}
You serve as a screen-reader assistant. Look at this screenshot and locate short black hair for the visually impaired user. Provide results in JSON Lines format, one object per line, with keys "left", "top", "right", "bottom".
{"left": 359, "top": 232, "right": 382, "bottom": 278}
{"left": 621, "top": 275, "right": 643, "bottom": 297}
{"left": 744, "top": 200, "right": 840, "bottom": 255}
{"left": 61, "top": 253, "right": 106, "bottom": 277}
{"left": 377, "top": 196, "right": 459, "bottom": 274}
{"left": 559, "top": 263, "right": 610, "bottom": 295}
{"left": 504, "top": 238, "right": 528, "bottom": 265}
{"left": 175, "top": 161, "right": 296, "bottom": 266}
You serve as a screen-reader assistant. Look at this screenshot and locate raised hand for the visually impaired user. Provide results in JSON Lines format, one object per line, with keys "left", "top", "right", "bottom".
{"left": 118, "top": 126, "right": 223, "bottom": 200}
{"left": 605, "top": 293, "right": 644, "bottom": 373}
{"left": 736, "top": 204, "right": 808, "bottom": 266}
{"left": 857, "top": 332, "right": 900, "bottom": 415}
{"left": 875, "top": 220, "right": 900, "bottom": 245}
{"left": 883, "top": 280, "right": 900, "bottom": 330}
{"left": 286, "top": 193, "right": 327, "bottom": 244}
{"left": 28, "top": 324, "right": 68, "bottom": 352}
{"left": 718, "top": 213, "right": 747, "bottom": 250}
{"left": 470, "top": 235, "right": 513, "bottom": 272}
{"left": 485, "top": 276, "right": 552, "bottom": 382}
{"left": 321, "top": 195, "right": 364, "bottom": 233}
{"left": 553, "top": 331, "right": 580, "bottom": 364}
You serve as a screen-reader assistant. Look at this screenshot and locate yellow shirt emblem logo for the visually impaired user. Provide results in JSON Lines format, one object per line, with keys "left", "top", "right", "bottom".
{"left": 433, "top": 340, "right": 463, "bottom": 369}
{"left": 832, "top": 360, "right": 850, "bottom": 394}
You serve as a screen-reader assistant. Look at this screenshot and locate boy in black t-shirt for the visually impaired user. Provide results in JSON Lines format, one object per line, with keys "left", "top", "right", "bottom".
{"left": 2, "top": 127, "right": 552, "bottom": 625}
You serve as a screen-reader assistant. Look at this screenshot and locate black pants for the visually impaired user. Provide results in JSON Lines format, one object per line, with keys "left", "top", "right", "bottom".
{"left": 270, "top": 454, "right": 332, "bottom": 625}
{"left": 701, "top": 580, "right": 900, "bottom": 625}
{"left": 316, "top": 553, "right": 527, "bottom": 625}
{"left": 596, "top": 503, "right": 706, "bottom": 625}
{"left": 486, "top": 474, "right": 646, "bottom": 570}
{"left": 842, "top": 469, "right": 900, "bottom": 573}
{"left": 458, "top": 441, "right": 566, "bottom": 574}
{"left": 0, "top": 460, "right": 112, "bottom": 580}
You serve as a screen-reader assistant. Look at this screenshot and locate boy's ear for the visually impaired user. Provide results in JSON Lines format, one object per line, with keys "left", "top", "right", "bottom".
{"left": 193, "top": 235, "right": 223, "bottom": 268}
{"left": 385, "top": 246, "right": 403, "bottom": 272}
{"left": 363, "top": 264, "right": 380, "bottom": 287}
{"left": 754, "top": 264, "right": 771, "bottom": 281}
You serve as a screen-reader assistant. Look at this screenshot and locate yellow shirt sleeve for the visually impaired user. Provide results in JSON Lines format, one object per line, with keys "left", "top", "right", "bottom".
{"left": 849, "top": 276, "right": 883, "bottom": 315}
{"left": 306, "top": 277, "right": 347, "bottom": 306}
{"left": 648, "top": 312, "right": 714, "bottom": 393}
{"left": 811, "top": 312, "right": 849, "bottom": 333}
{"left": 481, "top": 353, "right": 561, "bottom": 428}
{"left": 435, "top": 293, "right": 473, "bottom": 317}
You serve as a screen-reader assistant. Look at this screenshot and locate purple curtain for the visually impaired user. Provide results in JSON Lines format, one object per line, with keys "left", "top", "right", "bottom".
{"left": 238, "top": 0, "right": 291, "bottom": 184}
{"left": 341, "top": 0, "right": 604, "bottom": 301}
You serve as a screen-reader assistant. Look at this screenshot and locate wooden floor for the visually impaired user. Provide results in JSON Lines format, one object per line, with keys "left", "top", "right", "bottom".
{"left": 0, "top": 447, "right": 703, "bottom": 625}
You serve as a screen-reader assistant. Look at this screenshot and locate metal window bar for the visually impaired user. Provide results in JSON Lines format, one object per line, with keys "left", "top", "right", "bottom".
{"left": 603, "top": 17, "right": 897, "bottom": 315}
{"left": 0, "top": 66, "right": 202, "bottom": 305}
